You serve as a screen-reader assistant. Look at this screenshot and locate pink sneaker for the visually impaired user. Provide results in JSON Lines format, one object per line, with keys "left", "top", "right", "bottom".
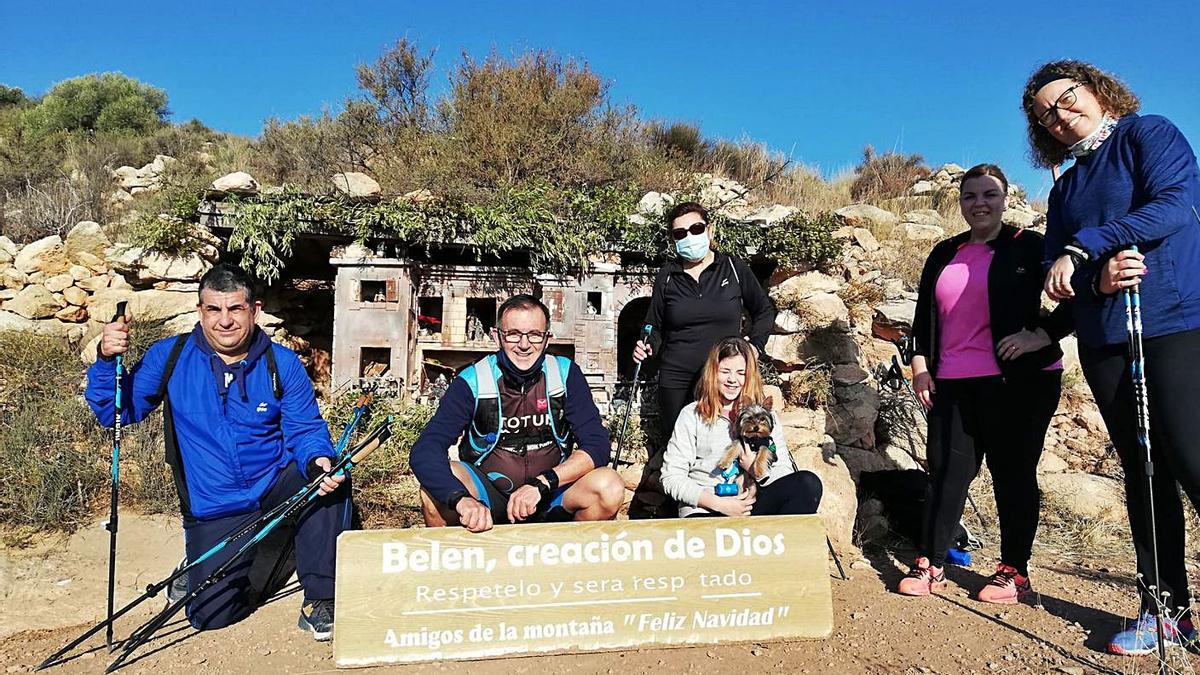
{"left": 898, "top": 557, "right": 947, "bottom": 596}
{"left": 976, "top": 563, "right": 1031, "bottom": 605}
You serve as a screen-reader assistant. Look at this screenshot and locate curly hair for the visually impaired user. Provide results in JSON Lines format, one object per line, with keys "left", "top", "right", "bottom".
{"left": 1021, "top": 60, "right": 1141, "bottom": 169}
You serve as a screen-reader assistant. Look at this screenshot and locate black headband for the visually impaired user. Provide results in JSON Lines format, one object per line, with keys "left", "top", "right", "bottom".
{"left": 1030, "top": 71, "right": 1075, "bottom": 96}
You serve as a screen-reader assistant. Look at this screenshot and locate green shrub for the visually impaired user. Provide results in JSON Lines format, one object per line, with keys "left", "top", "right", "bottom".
{"left": 22, "top": 73, "right": 168, "bottom": 139}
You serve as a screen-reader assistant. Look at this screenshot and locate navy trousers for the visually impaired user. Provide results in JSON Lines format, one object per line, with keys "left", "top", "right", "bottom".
{"left": 182, "top": 462, "right": 350, "bottom": 630}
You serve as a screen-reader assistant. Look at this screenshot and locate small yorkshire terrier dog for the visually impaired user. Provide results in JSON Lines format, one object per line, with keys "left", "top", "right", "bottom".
{"left": 717, "top": 397, "right": 777, "bottom": 495}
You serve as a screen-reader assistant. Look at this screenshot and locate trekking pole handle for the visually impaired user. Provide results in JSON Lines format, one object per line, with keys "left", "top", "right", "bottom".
{"left": 348, "top": 418, "right": 393, "bottom": 465}
{"left": 112, "top": 301, "right": 128, "bottom": 325}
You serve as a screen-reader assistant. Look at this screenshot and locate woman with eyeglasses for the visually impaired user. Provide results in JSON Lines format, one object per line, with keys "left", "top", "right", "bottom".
{"left": 898, "top": 163, "right": 1069, "bottom": 605}
{"left": 1026, "top": 60, "right": 1200, "bottom": 655}
{"left": 633, "top": 201, "right": 776, "bottom": 448}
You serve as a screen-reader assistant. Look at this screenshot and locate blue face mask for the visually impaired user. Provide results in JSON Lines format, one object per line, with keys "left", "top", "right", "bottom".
{"left": 675, "top": 233, "right": 711, "bottom": 262}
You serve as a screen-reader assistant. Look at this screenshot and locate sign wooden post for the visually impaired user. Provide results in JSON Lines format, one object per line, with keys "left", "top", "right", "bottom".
{"left": 333, "top": 515, "right": 832, "bottom": 667}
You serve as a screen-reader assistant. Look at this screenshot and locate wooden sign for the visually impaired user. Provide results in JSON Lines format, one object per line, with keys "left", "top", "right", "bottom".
{"left": 333, "top": 515, "right": 832, "bottom": 667}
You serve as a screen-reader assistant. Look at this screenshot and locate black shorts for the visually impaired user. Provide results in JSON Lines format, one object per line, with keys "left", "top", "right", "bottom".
{"left": 456, "top": 461, "right": 572, "bottom": 524}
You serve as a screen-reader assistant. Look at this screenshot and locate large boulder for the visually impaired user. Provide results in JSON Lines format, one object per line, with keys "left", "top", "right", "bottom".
{"left": 769, "top": 271, "right": 840, "bottom": 302}
{"left": 793, "top": 439, "right": 858, "bottom": 553}
{"left": 902, "top": 223, "right": 945, "bottom": 241}
{"left": 89, "top": 288, "right": 197, "bottom": 325}
{"left": 637, "top": 191, "right": 673, "bottom": 216}
{"left": 64, "top": 221, "right": 112, "bottom": 261}
{"left": 834, "top": 204, "right": 898, "bottom": 233}
{"left": 766, "top": 329, "right": 861, "bottom": 371}
{"left": 211, "top": 171, "right": 258, "bottom": 193}
{"left": 108, "top": 246, "right": 212, "bottom": 282}
{"left": 0, "top": 312, "right": 83, "bottom": 340}
{"left": 332, "top": 172, "right": 382, "bottom": 198}
{"left": 901, "top": 210, "right": 944, "bottom": 228}
{"left": 826, "top": 373, "right": 879, "bottom": 448}
{"left": 804, "top": 293, "right": 851, "bottom": 330}
{"left": 14, "top": 236, "right": 70, "bottom": 276}
{"left": 7, "top": 285, "right": 61, "bottom": 319}
{"left": 0, "top": 236, "right": 18, "bottom": 258}
{"left": 1040, "top": 472, "right": 1125, "bottom": 522}
{"left": 743, "top": 204, "right": 798, "bottom": 224}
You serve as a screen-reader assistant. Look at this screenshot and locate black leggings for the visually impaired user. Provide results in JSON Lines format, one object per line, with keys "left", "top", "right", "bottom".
{"left": 1080, "top": 327, "right": 1200, "bottom": 616}
{"left": 658, "top": 384, "right": 695, "bottom": 442}
{"left": 920, "top": 371, "right": 1061, "bottom": 572}
{"left": 686, "top": 471, "right": 824, "bottom": 517}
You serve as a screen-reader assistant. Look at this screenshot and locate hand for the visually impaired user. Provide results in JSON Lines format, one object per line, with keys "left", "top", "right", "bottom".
{"left": 507, "top": 484, "right": 543, "bottom": 523}
{"left": 1045, "top": 255, "right": 1076, "bottom": 301}
{"left": 632, "top": 340, "right": 652, "bottom": 364}
{"left": 912, "top": 370, "right": 935, "bottom": 410}
{"left": 99, "top": 316, "right": 131, "bottom": 358}
{"left": 1099, "top": 249, "right": 1146, "bottom": 294}
{"left": 712, "top": 492, "right": 755, "bottom": 517}
{"left": 456, "top": 496, "right": 493, "bottom": 533}
{"left": 312, "top": 457, "right": 346, "bottom": 496}
{"left": 996, "top": 328, "right": 1051, "bottom": 361}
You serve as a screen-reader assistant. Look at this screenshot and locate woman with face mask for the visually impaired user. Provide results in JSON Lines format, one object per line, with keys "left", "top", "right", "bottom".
{"left": 633, "top": 202, "right": 776, "bottom": 455}
{"left": 1026, "top": 60, "right": 1200, "bottom": 655}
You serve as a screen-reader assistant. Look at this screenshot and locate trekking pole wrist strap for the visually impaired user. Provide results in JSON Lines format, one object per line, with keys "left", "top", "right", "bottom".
{"left": 537, "top": 470, "right": 560, "bottom": 492}
{"left": 526, "top": 476, "right": 552, "bottom": 503}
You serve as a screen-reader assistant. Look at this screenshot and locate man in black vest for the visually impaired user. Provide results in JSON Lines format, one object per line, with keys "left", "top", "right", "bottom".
{"left": 410, "top": 295, "right": 625, "bottom": 532}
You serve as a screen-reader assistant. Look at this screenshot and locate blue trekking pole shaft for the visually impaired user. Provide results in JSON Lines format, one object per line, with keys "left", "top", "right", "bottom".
{"left": 105, "top": 301, "right": 128, "bottom": 653}
{"left": 111, "top": 421, "right": 393, "bottom": 673}
{"left": 612, "top": 325, "right": 653, "bottom": 469}
{"left": 1123, "top": 246, "right": 1168, "bottom": 671}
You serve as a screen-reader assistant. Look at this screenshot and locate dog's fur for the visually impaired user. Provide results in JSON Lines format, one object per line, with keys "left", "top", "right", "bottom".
{"left": 716, "top": 397, "right": 776, "bottom": 496}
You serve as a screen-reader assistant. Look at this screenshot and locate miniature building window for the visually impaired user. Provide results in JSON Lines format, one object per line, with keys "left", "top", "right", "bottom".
{"left": 417, "top": 296, "right": 443, "bottom": 338}
{"left": 360, "top": 347, "right": 391, "bottom": 378}
{"left": 465, "top": 298, "right": 497, "bottom": 341}
{"left": 359, "top": 280, "right": 388, "bottom": 303}
{"left": 585, "top": 291, "right": 602, "bottom": 316}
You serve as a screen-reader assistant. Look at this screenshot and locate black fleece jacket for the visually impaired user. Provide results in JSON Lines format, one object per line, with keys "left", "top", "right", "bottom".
{"left": 911, "top": 225, "right": 1072, "bottom": 379}
{"left": 643, "top": 251, "right": 776, "bottom": 389}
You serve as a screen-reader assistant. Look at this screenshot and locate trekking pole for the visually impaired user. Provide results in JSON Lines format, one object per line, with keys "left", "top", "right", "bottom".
{"left": 105, "top": 301, "right": 128, "bottom": 653}
{"left": 108, "top": 420, "right": 394, "bottom": 673}
{"left": 1124, "top": 247, "right": 1168, "bottom": 672}
{"left": 36, "top": 394, "right": 376, "bottom": 671}
{"left": 826, "top": 537, "right": 848, "bottom": 580}
{"left": 612, "top": 324, "right": 653, "bottom": 470}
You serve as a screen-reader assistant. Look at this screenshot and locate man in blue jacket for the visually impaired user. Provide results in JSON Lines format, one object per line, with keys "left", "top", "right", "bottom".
{"left": 412, "top": 294, "right": 625, "bottom": 532}
{"left": 86, "top": 263, "right": 345, "bottom": 640}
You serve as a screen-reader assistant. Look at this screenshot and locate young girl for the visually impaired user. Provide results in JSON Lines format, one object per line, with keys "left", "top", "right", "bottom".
{"left": 660, "top": 337, "right": 822, "bottom": 518}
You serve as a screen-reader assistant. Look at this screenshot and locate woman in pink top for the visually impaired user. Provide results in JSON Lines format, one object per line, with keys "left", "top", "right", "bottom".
{"left": 897, "top": 164, "right": 1071, "bottom": 604}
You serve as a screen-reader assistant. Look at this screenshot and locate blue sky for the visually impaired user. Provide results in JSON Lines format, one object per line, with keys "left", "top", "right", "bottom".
{"left": 4, "top": 1, "right": 1198, "bottom": 200}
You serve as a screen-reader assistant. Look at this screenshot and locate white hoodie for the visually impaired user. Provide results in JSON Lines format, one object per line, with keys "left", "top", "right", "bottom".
{"left": 660, "top": 401, "right": 798, "bottom": 518}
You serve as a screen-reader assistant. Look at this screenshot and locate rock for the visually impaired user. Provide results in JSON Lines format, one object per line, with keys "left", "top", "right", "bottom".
{"left": 64, "top": 221, "right": 111, "bottom": 261}
{"left": 743, "top": 204, "right": 797, "bottom": 224}
{"left": 1002, "top": 206, "right": 1040, "bottom": 229}
{"left": 163, "top": 313, "right": 198, "bottom": 334}
{"left": 44, "top": 273, "right": 74, "bottom": 293}
{"left": 804, "top": 293, "right": 851, "bottom": 330}
{"left": 153, "top": 281, "right": 200, "bottom": 292}
{"left": 113, "top": 165, "right": 152, "bottom": 190}
{"left": 872, "top": 299, "right": 917, "bottom": 341}
{"left": 834, "top": 204, "right": 898, "bottom": 233}
{"left": 909, "top": 180, "right": 934, "bottom": 196}
{"left": 257, "top": 310, "right": 285, "bottom": 328}
{"left": 74, "top": 251, "right": 108, "bottom": 273}
{"left": 28, "top": 271, "right": 46, "bottom": 285}
{"left": 637, "top": 191, "right": 674, "bottom": 216}
{"left": 852, "top": 228, "right": 880, "bottom": 253}
{"left": 332, "top": 172, "right": 382, "bottom": 198}
{"left": 14, "top": 236, "right": 70, "bottom": 276}
{"left": 1, "top": 267, "right": 28, "bottom": 290}
{"left": 68, "top": 264, "right": 92, "bottom": 281}
{"left": 0, "top": 312, "right": 83, "bottom": 340}
{"left": 831, "top": 364, "right": 870, "bottom": 386}
{"left": 62, "top": 286, "right": 88, "bottom": 306}
{"left": 793, "top": 440, "right": 858, "bottom": 552}
{"left": 1058, "top": 335, "right": 1080, "bottom": 376}
{"left": 902, "top": 223, "right": 945, "bottom": 241}
{"left": 774, "top": 309, "right": 803, "bottom": 334}
{"left": 826, "top": 381, "right": 879, "bottom": 447}
{"left": 0, "top": 236, "right": 17, "bottom": 257}
{"left": 89, "top": 288, "right": 197, "bottom": 325}
{"left": 7, "top": 285, "right": 60, "bottom": 319}
{"left": 1039, "top": 472, "right": 1125, "bottom": 522}
{"left": 54, "top": 305, "right": 88, "bottom": 323}
{"left": 1038, "top": 452, "right": 1069, "bottom": 474}
{"left": 109, "top": 246, "right": 212, "bottom": 282}
{"left": 901, "top": 209, "right": 944, "bottom": 228}
{"left": 766, "top": 329, "right": 860, "bottom": 371}
{"left": 0, "top": 289, "right": 14, "bottom": 302}
{"left": 77, "top": 275, "right": 111, "bottom": 292}
{"left": 779, "top": 407, "right": 826, "bottom": 449}
{"left": 211, "top": 171, "right": 258, "bottom": 193}
{"left": 0, "top": 248, "right": 10, "bottom": 265}
{"left": 769, "top": 271, "right": 840, "bottom": 302}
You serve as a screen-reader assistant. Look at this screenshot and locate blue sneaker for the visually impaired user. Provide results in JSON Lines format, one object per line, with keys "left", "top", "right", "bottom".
{"left": 1107, "top": 612, "right": 1188, "bottom": 655}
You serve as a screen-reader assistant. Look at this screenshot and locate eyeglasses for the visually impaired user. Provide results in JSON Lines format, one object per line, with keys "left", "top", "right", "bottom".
{"left": 499, "top": 329, "right": 549, "bottom": 344}
{"left": 670, "top": 222, "right": 708, "bottom": 241}
{"left": 1037, "top": 82, "right": 1087, "bottom": 128}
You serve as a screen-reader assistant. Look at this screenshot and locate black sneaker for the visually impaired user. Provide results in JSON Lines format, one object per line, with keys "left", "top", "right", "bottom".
{"left": 298, "top": 599, "right": 334, "bottom": 641}
{"left": 166, "top": 557, "right": 189, "bottom": 605}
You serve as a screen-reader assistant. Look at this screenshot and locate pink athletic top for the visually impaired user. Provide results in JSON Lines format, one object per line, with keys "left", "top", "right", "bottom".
{"left": 935, "top": 242, "right": 1063, "bottom": 378}
{"left": 935, "top": 243, "right": 1002, "bottom": 379}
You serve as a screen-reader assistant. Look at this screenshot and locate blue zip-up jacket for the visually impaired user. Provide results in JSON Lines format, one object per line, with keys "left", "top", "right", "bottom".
{"left": 410, "top": 353, "right": 610, "bottom": 505}
{"left": 85, "top": 328, "right": 334, "bottom": 520}
{"left": 1045, "top": 114, "right": 1200, "bottom": 348}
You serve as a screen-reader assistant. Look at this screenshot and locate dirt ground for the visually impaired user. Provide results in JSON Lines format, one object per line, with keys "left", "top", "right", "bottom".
{"left": 3, "top": 512, "right": 1198, "bottom": 675}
